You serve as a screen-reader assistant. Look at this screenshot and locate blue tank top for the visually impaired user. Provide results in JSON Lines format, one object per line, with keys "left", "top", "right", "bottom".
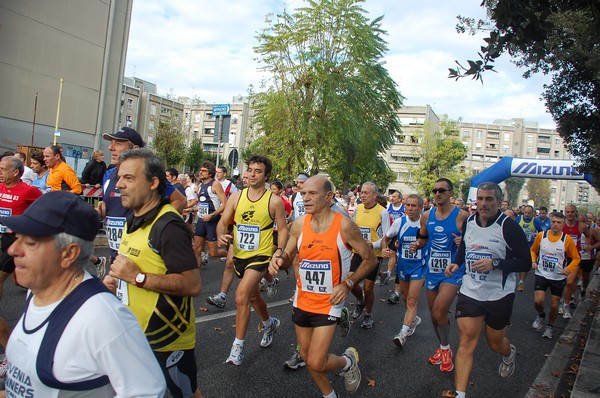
{"left": 426, "top": 207, "right": 461, "bottom": 274}
{"left": 197, "top": 179, "right": 217, "bottom": 216}
{"left": 387, "top": 203, "right": 405, "bottom": 221}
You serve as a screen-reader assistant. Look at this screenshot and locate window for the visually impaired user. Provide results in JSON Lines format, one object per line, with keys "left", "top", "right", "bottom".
{"left": 206, "top": 113, "right": 214, "bottom": 120}
{"left": 555, "top": 137, "right": 561, "bottom": 145}
{"left": 550, "top": 197, "right": 556, "bottom": 205}
{"left": 562, "top": 186, "right": 566, "bottom": 192}
{"left": 476, "top": 130, "right": 482, "bottom": 139}
{"left": 504, "top": 133, "right": 510, "bottom": 142}
{"left": 487, "top": 131, "right": 500, "bottom": 139}
{"left": 475, "top": 142, "right": 482, "bottom": 149}
{"left": 527, "top": 135, "right": 534, "bottom": 144}
{"left": 487, "top": 143, "right": 497, "bottom": 150}
{"left": 554, "top": 150, "right": 560, "bottom": 158}
{"left": 194, "top": 114, "right": 201, "bottom": 123}
{"left": 538, "top": 135, "right": 551, "bottom": 144}
{"left": 148, "top": 121, "right": 154, "bottom": 131}
{"left": 150, "top": 104, "right": 156, "bottom": 116}
{"left": 462, "top": 130, "right": 470, "bottom": 137}
{"left": 537, "top": 147, "right": 550, "bottom": 154}
{"left": 232, "top": 114, "right": 239, "bottom": 124}
{"left": 551, "top": 186, "right": 557, "bottom": 194}
{"left": 204, "top": 128, "right": 214, "bottom": 135}
{"left": 526, "top": 146, "right": 532, "bottom": 155}
{"left": 185, "top": 111, "right": 190, "bottom": 119}
{"left": 462, "top": 141, "right": 469, "bottom": 147}
{"left": 410, "top": 135, "right": 419, "bottom": 144}
{"left": 503, "top": 145, "right": 509, "bottom": 153}
{"left": 127, "top": 98, "right": 133, "bottom": 110}
{"left": 396, "top": 135, "right": 405, "bottom": 144}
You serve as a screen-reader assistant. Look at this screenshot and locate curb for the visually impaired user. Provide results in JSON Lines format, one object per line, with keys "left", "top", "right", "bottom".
{"left": 526, "top": 272, "right": 600, "bottom": 397}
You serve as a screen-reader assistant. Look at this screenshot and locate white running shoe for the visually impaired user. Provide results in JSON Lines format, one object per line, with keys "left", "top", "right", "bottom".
{"left": 260, "top": 317, "right": 280, "bottom": 347}
{"left": 343, "top": 347, "right": 361, "bottom": 393}
{"left": 226, "top": 343, "right": 244, "bottom": 366}
{"left": 406, "top": 315, "right": 422, "bottom": 336}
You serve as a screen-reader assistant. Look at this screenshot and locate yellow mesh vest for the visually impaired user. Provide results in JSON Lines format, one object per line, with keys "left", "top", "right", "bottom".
{"left": 119, "top": 204, "right": 196, "bottom": 351}
{"left": 355, "top": 203, "right": 385, "bottom": 257}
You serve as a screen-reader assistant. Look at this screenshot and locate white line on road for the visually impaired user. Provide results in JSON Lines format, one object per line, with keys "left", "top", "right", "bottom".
{"left": 195, "top": 299, "right": 291, "bottom": 323}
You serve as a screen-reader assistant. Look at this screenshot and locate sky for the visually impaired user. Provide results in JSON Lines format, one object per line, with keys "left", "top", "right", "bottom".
{"left": 124, "top": 0, "right": 556, "bottom": 128}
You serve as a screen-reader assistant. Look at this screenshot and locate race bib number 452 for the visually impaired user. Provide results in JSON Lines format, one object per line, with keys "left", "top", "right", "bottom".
{"left": 299, "top": 260, "right": 333, "bottom": 294}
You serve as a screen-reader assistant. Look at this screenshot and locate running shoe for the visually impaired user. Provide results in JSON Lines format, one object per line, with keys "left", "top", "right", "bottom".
{"left": 360, "top": 315, "right": 374, "bottom": 329}
{"left": 563, "top": 306, "right": 572, "bottom": 319}
{"left": 441, "top": 391, "right": 458, "bottom": 398}
{"left": 94, "top": 257, "right": 107, "bottom": 279}
{"left": 542, "top": 326, "right": 553, "bottom": 339}
{"left": 343, "top": 347, "right": 361, "bottom": 393}
{"left": 498, "top": 344, "right": 516, "bottom": 378}
{"left": 220, "top": 257, "right": 227, "bottom": 261}
{"left": 382, "top": 272, "right": 391, "bottom": 286}
{"left": 201, "top": 252, "right": 209, "bottom": 266}
{"left": 379, "top": 271, "right": 390, "bottom": 286}
{"left": 338, "top": 307, "right": 351, "bottom": 337}
{"left": 351, "top": 303, "right": 365, "bottom": 320}
{"left": 428, "top": 348, "right": 442, "bottom": 365}
{"left": 226, "top": 343, "right": 244, "bottom": 366}
{"left": 569, "top": 297, "right": 577, "bottom": 310}
{"left": 517, "top": 280, "right": 525, "bottom": 292}
{"left": 259, "top": 278, "right": 268, "bottom": 291}
{"left": 266, "top": 277, "right": 280, "bottom": 298}
{"left": 393, "top": 330, "right": 407, "bottom": 348}
{"left": 440, "top": 348, "right": 454, "bottom": 372}
{"left": 283, "top": 350, "right": 305, "bottom": 370}
{"left": 406, "top": 315, "right": 421, "bottom": 336}
{"left": 260, "top": 317, "right": 280, "bottom": 347}
{"left": 579, "top": 290, "right": 586, "bottom": 302}
{"left": 206, "top": 294, "right": 226, "bottom": 308}
{"left": 558, "top": 302, "right": 565, "bottom": 315}
{"left": 387, "top": 292, "right": 401, "bottom": 304}
{"left": 532, "top": 316, "right": 543, "bottom": 331}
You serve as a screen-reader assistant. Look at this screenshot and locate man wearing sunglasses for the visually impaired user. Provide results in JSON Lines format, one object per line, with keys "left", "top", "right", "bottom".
{"left": 413, "top": 178, "right": 469, "bottom": 373}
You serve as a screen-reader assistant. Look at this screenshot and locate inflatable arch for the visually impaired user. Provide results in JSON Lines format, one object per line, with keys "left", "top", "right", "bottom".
{"left": 467, "top": 157, "right": 594, "bottom": 202}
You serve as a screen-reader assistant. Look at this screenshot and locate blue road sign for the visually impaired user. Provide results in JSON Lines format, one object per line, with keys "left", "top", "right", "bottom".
{"left": 212, "top": 104, "right": 231, "bottom": 116}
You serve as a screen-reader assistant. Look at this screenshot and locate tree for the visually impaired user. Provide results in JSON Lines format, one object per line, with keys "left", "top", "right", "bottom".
{"left": 525, "top": 178, "right": 551, "bottom": 208}
{"left": 449, "top": 1, "right": 600, "bottom": 189}
{"left": 408, "top": 121, "right": 468, "bottom": 197}
{"left": 185, "top": 137, "right": 205, "bottom": 173}
{"left": 252, "top": 0, "right": 403, "bottom": 189}
{"left": 150, "top": 118, "right": 185, "bottom": 168}
{"left": 504, "top": 177, "right": 525, "bottom": 208}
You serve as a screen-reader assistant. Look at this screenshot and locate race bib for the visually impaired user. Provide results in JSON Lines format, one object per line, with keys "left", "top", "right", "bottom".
{"left": 540, "top": 254, "right": 559, "bottom": 273}
{"left": 237, "top": 224, "right": 260, "bottom": 251}
{"left": 525, "top": 231, "right": 535, "bottom": 242}
{"left": 581, "top": 237, "right": 591, "bottom": 260}
{"left": 429, "top": 250, "right": 450, "bottom": 273}
{"left": 401, "top": 242, "right": 421, "bottom": 259}
{"left": 105, "top": 216, "right": 126, "bottom": 251}
{"left": 299, "top": 260, "right": 333, "bottom": 294}
{"left": 116, "top": 279, "right": 129, "bottom": 305}
{"left": 465, "top": 251, "right": 492, "bottom": 281}
{"left": 296, "top": 204, "right": 305, "bottom": 216}
{"left": 0, "top": 208, "right": 12, "bottom": 234}
{"left": 570, "top": 234, "right": 578, "bottom": 246}
{"left": 359, "top": 227, "right": 371, "bottom": 242}
{"left": 198, "top": 203, "right": 209, "bottom": 217}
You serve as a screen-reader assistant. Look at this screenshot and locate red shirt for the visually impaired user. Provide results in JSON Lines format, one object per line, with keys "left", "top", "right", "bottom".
{"left": 0, "top": 182, "right": 42, "bottom": 232}
{"left": 563, "top": 221, "right": 582, "bottom": 251}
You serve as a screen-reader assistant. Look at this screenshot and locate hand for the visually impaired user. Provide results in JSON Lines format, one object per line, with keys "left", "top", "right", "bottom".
{"left": 94, "top": 183, "right": 101, "bottom": 188}
{"left": 109, "top": 254, "right": 139, "bottom": 284}
{"left": 445, "top": 263, "right": 460, "bottom": 277}
{"left": 217, "top": 234, "right": 233, "bottom": 247}
{"left": 269, "top": 256, "right": 284, "bottom": 276}
{"left": 329, "top": 283, "right": 349, "bottom": 305}
{"left": 452, "top": 233, "right": 462, "bottom": 246}
{"left": 103, "top": 275, "right": 118, "bottom": 293}
{"left": 409, "top": 241, "right": 419, "bottom": 252}
{"left": 532, "top": 262, "right": 538, "bottom": 270}
{"left": 381, "top": 248, "right": 391, "bottom": 258}
{"left": 471, "top": 258, "right": 493, "bottom": 273}
{"left": 201, "top": 213, "right": 213, "bottom": 222}
{"left": 561, "top": 268, "right": 571, "bottom": 276}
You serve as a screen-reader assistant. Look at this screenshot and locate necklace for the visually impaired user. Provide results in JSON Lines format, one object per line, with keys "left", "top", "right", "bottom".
{"left": 62, "top": 274, "right": 81, "bottom": 299}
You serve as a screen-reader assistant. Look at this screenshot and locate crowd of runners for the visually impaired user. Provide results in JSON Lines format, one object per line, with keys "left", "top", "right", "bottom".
{"left": 0, "top": 126, "right": 597, "bottom": 397}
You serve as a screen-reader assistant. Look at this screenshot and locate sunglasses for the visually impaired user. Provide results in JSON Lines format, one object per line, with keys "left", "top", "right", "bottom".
{"left": 432, "top": 188, "right": 450, "bottom": 194}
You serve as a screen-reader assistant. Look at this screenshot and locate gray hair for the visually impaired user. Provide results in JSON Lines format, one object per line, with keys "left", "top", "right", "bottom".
{"left": 362, "top": 181, "right": 378, "bottom": 195}
{"left": 477, "top": 182, "right": 503, "bottom": 201}
{"left": 406, "top": 193, "right": 423, "bottom": 207}
{"left": 1, "top": 156, "right": 24, "bottom": 178}
{"left": 53, "top": 232, "right": 94, "bottom": 268}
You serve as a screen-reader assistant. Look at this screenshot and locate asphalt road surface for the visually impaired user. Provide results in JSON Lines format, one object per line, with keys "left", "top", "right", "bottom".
{"left": 0, "top": 247, "right": 580, "bottom": 398}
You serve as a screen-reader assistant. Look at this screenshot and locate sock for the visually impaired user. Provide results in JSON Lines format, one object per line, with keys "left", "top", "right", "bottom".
{"left": 342, "top": 355, "right": 352, "bottom": 372}
{"left": 395, "top": 289, "right": 401, "bottom": 295}
{"left": 401, "top": 324, "right": 410, "bottom": 333}
{"left": 262, "top": 318, "right": 272, "bottom": 328}
{"left": 440, "top": 344, "right": 450, "bottom": 351}
{"left": 503, "top": 347, "right": 515, "bottom": 362}
{"left": 456, "top": 391, "right": 466, "bottom": 398}
{"left": 386, "top": 270, "right": 391, "bottom": 276}
{"left": 234, "top": 338, "right": 244, "bottom": 347}
{"left": 218, "top": 292, "right": 227, "bottom": 299}
{"left": 323, "top": 390, "right": 337, "bottom": 398}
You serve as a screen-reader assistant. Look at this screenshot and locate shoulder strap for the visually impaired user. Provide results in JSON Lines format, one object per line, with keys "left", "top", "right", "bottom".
{"left": 37, "top": 278, "right": 110, "bottom": 390}
{"left": 148, "top": 211, "right": 183, "bottom": 254}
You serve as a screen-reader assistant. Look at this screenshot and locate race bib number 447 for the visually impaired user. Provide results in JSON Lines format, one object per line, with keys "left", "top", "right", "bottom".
{"left": 299, "top": 260, "right": 333, "bottom": 294}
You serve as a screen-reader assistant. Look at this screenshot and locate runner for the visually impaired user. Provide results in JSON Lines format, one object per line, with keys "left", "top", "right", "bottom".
{"left": 516, "top": 205, "right": 540, "bottom": 291}
{"left": 269, "top": 175, "right": 376, "bottom": 396}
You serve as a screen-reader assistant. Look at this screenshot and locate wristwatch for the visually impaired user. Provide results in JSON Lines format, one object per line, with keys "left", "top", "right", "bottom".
{"left": 492, "top": 259, "right": 500, "bottom": 269}
{"left": 344, "top": 279, "right": 354, "bottom": 289}
{"left": 135, "top": 272, "right": 147, "bottom": 288}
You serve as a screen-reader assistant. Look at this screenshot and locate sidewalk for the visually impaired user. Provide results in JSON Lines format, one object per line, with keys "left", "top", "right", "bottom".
{"left": 526, "top": 271, "right": 600, "bottom": 397}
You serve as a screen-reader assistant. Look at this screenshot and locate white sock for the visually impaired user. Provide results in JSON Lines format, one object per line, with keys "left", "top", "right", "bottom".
{"left": 456, "top": 391, "right": 466, "bottom": 398}
{"left": 401, "top": 324, "right": 410, "bottom": 333}
{"left": 233, "top": 338, "right": 244, "bottom": 347}
{"left": 503, "top": 347, "right": 515, "bottom": 362}
{"left": 342, "top": 355, "right": 352, "bottom": 371}
{"left": 262, "top": 318, "right": 272, "bottom": 328}
{"left": 440, "top": 344, "right": 450, "bottom": 351}
{"left": 323, "top": 390, "right": 337, "bottom": 398}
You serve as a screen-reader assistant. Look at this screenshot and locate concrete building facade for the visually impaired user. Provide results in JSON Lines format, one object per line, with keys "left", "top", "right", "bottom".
{"left": 0, "top": 0, "right": 132, "bottom": 162}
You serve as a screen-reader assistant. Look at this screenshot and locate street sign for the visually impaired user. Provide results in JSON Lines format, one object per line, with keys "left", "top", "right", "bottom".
{"left": 212, "top": 104, "right": 231, "bottom": 116}
{"left": 228, "top": 148, "right": 239, "bottom": 169}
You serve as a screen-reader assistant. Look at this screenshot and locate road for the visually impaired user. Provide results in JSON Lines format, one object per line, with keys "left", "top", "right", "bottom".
{"left": 0, "top": 247, "right": 578, "bottom": 398}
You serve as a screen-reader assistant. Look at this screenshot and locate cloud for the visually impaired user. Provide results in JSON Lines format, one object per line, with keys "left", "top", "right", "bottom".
{"left": 125, "top": 0, "right": 555, "bottom": 127}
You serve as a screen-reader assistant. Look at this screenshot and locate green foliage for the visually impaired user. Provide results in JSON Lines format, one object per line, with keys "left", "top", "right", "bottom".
{"left": 185, "top": 137, "right": 204, "bottom": 173}
{"left": 450, "top": 1, "right": 600, "bottom": 189}
{"left": 150, "top": 119, "right": 185, "bottom": 168}
{"left": 408, "top": 123, "right": 468, "bottom": 197}
{"left": 526, "top": 179, "right": 551, "bottom": 208}
{"left": 504, "top": 177, "right": 525, "bottom": 207}
{"left": 252, "top": 0, "right": 402, "bottom": 189}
